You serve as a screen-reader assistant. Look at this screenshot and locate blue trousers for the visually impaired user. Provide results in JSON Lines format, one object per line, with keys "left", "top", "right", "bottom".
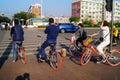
{"left": 38, "top": 40, "right": 56, "bottom": 59}
{"left": 13, "top": 41, "right": 18, "bottom": 60}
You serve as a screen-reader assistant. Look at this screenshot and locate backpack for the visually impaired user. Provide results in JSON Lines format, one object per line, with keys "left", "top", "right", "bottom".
{"left": 82, "top": 30, "right": 87, "bottom": 40}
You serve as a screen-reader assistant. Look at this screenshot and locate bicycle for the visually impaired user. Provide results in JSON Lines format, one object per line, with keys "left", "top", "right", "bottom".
{"left": 68, "top": 34, "right": 86, "bottom": 56}
{"left": 14, "top": 41, "right": 26, "bottom": 64}
{"left": 80, "top": 36, "right": 120, "bottom": 67}
{"left": 68, "top": 34, "right": 77, "bottom": 54}
{"left": 37, "top": 43, "right": 62, "bottom": 71}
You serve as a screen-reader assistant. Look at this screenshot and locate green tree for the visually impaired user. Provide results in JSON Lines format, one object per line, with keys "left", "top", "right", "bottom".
{"left": 83, "top": 20, "right": 93, "bottom": 27}
{"left": 0, "top": 16, "right": 11, "bottom": 23}
{"left": 14, "top": 12, "right": 27, "bottom": 20}
{"left": 14, "top": 11, "right": 35, "bottom": 24}
{"left": 27, "top": 13, "right": 35, "bottom": 19}
{"left": 69, "top": 16, "right": 79, "bottom": 23}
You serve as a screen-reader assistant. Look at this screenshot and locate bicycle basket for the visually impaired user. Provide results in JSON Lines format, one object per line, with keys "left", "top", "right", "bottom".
{"left": 83, "top": 37, "right": 92, "bottom": 46}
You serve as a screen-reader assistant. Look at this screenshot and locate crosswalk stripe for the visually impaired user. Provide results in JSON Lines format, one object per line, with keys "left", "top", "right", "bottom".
{"left": 0, "top": 29, "right": 72, "bottom": 58}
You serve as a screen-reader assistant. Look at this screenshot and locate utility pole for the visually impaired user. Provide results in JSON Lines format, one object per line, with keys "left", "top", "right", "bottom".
{"left": 110, "top": 0, "right": 114, "bottom": 50}
{"left": 105, "top": 0, "right": 114, "bottom": 50}
{"left": 104, "top": 0, "right": 114, "bottom": 50}
{"left": 102, "top": 0, "right": 106, "bottom": 21}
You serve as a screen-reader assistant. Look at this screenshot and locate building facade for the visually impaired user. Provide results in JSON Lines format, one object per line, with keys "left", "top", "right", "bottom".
{"left": 72, "top": 0, "right": 120, "bottom": 23}
{"left": 28, "top": 3, "right": 41, "bottom": 18}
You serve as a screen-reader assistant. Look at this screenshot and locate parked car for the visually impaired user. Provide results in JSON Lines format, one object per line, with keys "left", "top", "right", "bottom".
{"left": 57, "top": 23, "right": 78, "bottom": 33}
{"left": 0, "top": 22, "right": 10, "bottom": 30}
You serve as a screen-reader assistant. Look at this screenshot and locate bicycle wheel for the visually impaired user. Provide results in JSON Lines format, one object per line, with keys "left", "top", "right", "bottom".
{"left": 49, "top": 51, "right": 62, "bottom": 71}
{"left": 80, "top": 49, "right": 92, "bottom": 66}
{"left": 106, "top": 49, "right": 120, "bottom": 66}
{"left": 18, "top": 48, "right": 26, "bottom": 64}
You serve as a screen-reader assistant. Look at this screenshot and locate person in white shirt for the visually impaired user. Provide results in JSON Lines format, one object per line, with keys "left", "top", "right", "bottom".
{"left": 90, "top": 21, "right": 110, "bottom": 63}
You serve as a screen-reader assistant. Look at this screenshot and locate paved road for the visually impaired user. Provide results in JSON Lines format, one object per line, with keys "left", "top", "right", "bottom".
{"left": 0, "top": 28, "right": 120, "bottom": 80}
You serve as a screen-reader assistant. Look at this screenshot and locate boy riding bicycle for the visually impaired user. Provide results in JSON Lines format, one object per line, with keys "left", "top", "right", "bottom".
{"left": 9, "top": 18, "right": 24, "bottom": 62}
{"left": 75, "top": 23, "right": 87, "bottom": 47}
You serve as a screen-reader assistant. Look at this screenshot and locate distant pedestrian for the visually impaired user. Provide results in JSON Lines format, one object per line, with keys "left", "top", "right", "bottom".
{"left": 75, "top": 23, "right": 87, "bottom": 47}
{"left": 112, "top": 25, "right": 119, "bottom": 43}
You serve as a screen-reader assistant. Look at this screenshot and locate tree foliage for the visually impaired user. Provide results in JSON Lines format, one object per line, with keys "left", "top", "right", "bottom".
{"left": 83, "top": 20, "right": 93, "bottom": 27}
{"left": 14, "top": 12, "right": 27, "bottom": 20}
{"left": 14, "top": 11, "right": 35, "bottom": 24}
{"left": 83, "top": 20, "right": 93, "bottom": 24}
{"left": 14, "top": 12, "right": 34, "bottom": 20}
{"left": 69, "top": 16, "right": 79, "bottom": 23}
{"left": 0, "top": 16, "right": 11, "bottom": 23}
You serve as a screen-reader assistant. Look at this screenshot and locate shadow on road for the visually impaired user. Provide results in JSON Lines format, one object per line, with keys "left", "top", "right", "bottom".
{"left": 15, "top": 72, "right": 30, "bottom": 80}
{"left": 69, "top": 56, "right": 81, "bottom": 65}
{"left": 0, "top": 42, "right": 12, "bottom": 69}
{"left": 59, "top": 42, "right": 72, "bottom": 57}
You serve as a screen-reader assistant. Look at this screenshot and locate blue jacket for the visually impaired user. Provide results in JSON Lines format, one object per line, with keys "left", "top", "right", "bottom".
{"left": 12, "top": 25, "right": 24, "bottom": 41}
{"left": 44, "top": 24, "right": 59, "bottom": 41}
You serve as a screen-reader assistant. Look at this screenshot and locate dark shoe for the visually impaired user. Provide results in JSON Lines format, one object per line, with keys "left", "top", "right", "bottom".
{"left": 96, "top": 56, "right": 106, "bottom": 64}
{"left": 96, "top": 59, "right": 102, "bottom": 64}
{"left": 40, "top": 57, "right": 45, "bottom": 62}
{"left": 37, "top": 57, "right": 45, "bottom": 63}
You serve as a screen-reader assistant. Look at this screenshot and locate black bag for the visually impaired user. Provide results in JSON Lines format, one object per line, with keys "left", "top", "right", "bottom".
{"left": 99, "top": 37, "right": 104, "bottom": 42}
{"left": 99, "top": 32, "right": 109, "bottom": 42}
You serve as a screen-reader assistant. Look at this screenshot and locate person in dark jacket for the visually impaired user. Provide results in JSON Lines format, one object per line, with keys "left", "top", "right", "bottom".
{"left": 9, "top": 18, "right": 24, "bottom": 62}
{"left": 37, "top": 18, "right": 59, "bottom": 62}
{"left": 75, "top": 23, "right": 87, "bottom": 47}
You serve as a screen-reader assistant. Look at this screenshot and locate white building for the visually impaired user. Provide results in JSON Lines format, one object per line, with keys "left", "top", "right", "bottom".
{"left": 72, "top": 0, "right": 103, "bottom": 22}
{"left": 54, "top": 16, "right": 70, "bottom": 23}
{"left": 72, "top": 0, "right": 120, "bottom": 23}
{"left": 44, "top": 16, "right": 70, "bottom": 23}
